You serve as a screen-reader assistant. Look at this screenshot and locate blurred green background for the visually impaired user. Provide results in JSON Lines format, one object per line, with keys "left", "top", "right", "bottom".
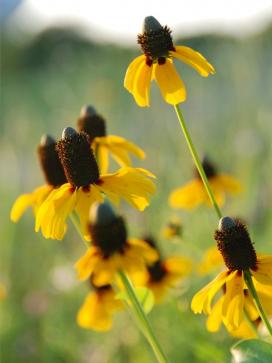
{"left": 1, "top": 18, "right": 272, "bottom": 363}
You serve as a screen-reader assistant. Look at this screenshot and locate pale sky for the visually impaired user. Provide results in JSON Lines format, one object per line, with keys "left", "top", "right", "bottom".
{"left": 9, "top": 0, "right": 272, "bottom": 43}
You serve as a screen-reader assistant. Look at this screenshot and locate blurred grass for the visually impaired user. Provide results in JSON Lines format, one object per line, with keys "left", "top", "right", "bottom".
{"left": 1, "top": 24, "right": 272, "bottom": 362}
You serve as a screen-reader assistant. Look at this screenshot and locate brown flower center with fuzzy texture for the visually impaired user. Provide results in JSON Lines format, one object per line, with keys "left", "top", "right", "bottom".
{"left": 37, "top": 142, "right": 67, "bottom": 186}
{"left": 57, "top": 132, "right": 99, "bottom": 188}
{"left": 77, "top": 114, "right": 106, "bottom": 144}
{"left": 138, "top": 26, "right": 175, "bottom": 64}
{"left": 215, "top": 220, "right": 257, "bottom": 271}
{"left": 194, "top": 158, "right": 217, "bottom": 180}
{"left": 148, "top": 260, "right": 167, "bottom": 282}
{"left": 89, "top": 216, "right": 128, "bottom": 258}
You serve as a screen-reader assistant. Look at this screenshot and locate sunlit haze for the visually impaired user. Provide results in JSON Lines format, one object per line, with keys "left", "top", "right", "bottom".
{"left": 8, "top": 0, "right": 272, "bottom": 43}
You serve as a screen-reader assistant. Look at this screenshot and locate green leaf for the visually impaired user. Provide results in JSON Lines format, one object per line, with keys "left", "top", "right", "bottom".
{"left": 231, "top": 339, "right": 272, "bottom": 363}
{"left": 116, "top": 287, "right": 155, "bottom": 314}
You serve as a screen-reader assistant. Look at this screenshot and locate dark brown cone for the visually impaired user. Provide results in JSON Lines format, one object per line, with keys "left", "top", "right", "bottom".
{"left": 89, "top": 216, "right": 128, "bottom": 258}
{"left": 37, "top": 140, "right": 67, "bottom": 187}
{"left": 57, "top": 132, "right": 99, "bottom": 188}
{"left": 215, "top": 219, "right": 257, "bottom": 271}
{"left": 194, "top": 157, "right": 217, "bottom": 180}
{"left": 77, "top": 114, "right": 106, "bottom": 144}
{"left": 148, "top": 260, "right": 167, "bottom": 282}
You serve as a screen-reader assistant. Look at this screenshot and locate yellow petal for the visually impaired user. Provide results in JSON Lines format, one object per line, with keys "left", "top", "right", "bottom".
{"left": 132, "top": 60, "right": 152, "bottom": 107}
{"left": 251, "top": 255, "right": 272, "bottom": 285}
{"left": 171, "top": 46, "right": 215, "bottom": 77}
{"left": 75, "top": 246, "right": 100, "bottom": 281}
{"left": 169, "top": 179, "right": 206, "bottom": 209}
{"left": 128, "top": 238, "right": 158, "bottom": 263}
{"left": 197, "top": 246, "right": 224, "bottom": 276}
{"left": 97, "top": 167, "right": 156, "bottom": 211}
{"left": 215, "top": 174, "right": 242, "bottom": 194}
{"left": 96, "top": 144, "right": 109, "bottom": 174}
{"left": 222, "top": 271, "right": 244, "bottom": 330}
{"left": 228, "top": 320, "right": 257, "bottom": 339}
{"left": 164, "top": 256, "right": 192, "bottom": 276}
{"left": 124, "top": 55, "right": 146, "bottom": 92}
{"left": 206, "top": 296, "right": 224, "bottom": 332}
{"left": 191, "top": 270, "right": 228, "bottom": 314}
{"left": 154, "top": 59, "right": 186, "bottom": 105}
{"left": 35, "top": 184, "right": 77, "bottom": 240}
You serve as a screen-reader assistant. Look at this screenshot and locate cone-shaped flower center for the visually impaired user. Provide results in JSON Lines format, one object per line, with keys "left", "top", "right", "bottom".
{"left": 37, "top": 134, "right": 67, "bottom": 187}
{"left": 89, "top": 203, "right": 128, "bottom": 258}
{"left": 77, "top": 105, "right": 106, "bottom": 143}
{"left": 194, "top": 157, "right": 217, "bottom": 179}
{"left": 57, "top": 128, "right": 100, "bottom": 188}
{"left": 138, "top": 16, "right": 174, "bottom": 63}
{"left": 215, "top": 217, "right": 257, "bottom": 271}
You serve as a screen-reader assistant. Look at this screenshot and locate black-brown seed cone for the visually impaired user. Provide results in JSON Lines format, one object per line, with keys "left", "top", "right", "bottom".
{"left": 37, "top": 137, "right": 67, "bottom": 186}
{"left": 215, "top": 219, "right": 257, "bottom": 271}
{"left": 138, "top": 26, "right": 174, "bottom": 62}
{"left": 194, "top": 157, "right": 217, "bottom": 180}
{"left": 148, "top": 260, "right": 167, "bottom": 282}
{"left": 89, "top": 216, "right": 128, "bottom": 258}
{"left": 57, "top": 131, "right": 99, "bottom": 188}
{"left": 77, "top": 114, "right": 107, "bottom": 144}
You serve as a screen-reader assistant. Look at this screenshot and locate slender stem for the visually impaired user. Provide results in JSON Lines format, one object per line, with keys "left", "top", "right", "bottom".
{"left": 70, "top": 212, "right": 89, "bottom": 248}
{"left": 118, "top": 270, "right": 170, "bottom": 363}
{"left": 173, "top": 104, "right": 222, "bottom": 219}
{"left": 244, "top": 270, "right": 272, "bottom": 336}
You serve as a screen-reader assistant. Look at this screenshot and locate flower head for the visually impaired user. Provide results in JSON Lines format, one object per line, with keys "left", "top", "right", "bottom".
{"left": 77, "top": 278, "right": 123, "bottom": 332}
{"left": 143, "top": 236, "right": 192, "bottom": 302}
{"left": 77, "top": 105, "right": 145, "bottom": 173}
{"left": 124, "top": 16, "right": 215, "bottom": 106}
{"left": 161, "top": 216, "right": 182, "bottom": 240}
{"left": 10, "top": 135, "right": 67, "bottom": 222}
{"left": 75, "top": 203, "right": 158, "bottom": 286}
{"left": 191, "top": 217, "right": 272, "bottom": 334}
{"left": 35, "top": 128, "right": 156, "bottom": 240}
{"left": 169, "top": 157, "right": 241, "bottom": 209}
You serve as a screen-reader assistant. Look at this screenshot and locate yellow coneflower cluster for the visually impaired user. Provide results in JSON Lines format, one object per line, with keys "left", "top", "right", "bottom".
{"left": 9, "top": 14, "right": 272, "bottom": 361}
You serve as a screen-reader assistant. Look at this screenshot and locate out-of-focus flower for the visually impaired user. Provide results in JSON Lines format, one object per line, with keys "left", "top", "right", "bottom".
{"left": 143, "top": 237, "right": 191, "bottom": 302}
{"left": 10, "top": 135, "right": 67, "bottom": 222}
{"left": 169, "top": 157, "right": 241, "bottom": 210}
{"left": 161, "top": 216, "right": 182, "bottom": 239}
{"left": 75, "top": 203, "right": 158, "bottom": 286}
{"left": 197, "top": 246, "right": 224, "bottom": 276}
{"left": 192, "top": 217, "right": 272, "bottom": 335}
{"left": 77, "top": 106, "right": 145, "bottom": 173}
{"left": 124, "top": 16, "right": 215, "bottom": 106}
{"left": 35, "top": 128, "right": 156, "bottom": 240}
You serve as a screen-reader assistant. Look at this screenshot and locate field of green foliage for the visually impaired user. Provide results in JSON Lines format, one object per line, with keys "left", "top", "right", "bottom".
{"left": 1, "top": 25, "right": 272, "bottom": 362}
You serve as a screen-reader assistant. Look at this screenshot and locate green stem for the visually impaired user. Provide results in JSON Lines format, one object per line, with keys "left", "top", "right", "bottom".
{"left": 173, "top": 104, "right": 222, "bottom": 219}
{"left": 70, "top": 212, "right": 89, "bottom": 248}
{"left": 118, "top": 271, "right": 170, "bottom": 363}
{"left": 244, "top": 270, "right": 272, "bottom": 336}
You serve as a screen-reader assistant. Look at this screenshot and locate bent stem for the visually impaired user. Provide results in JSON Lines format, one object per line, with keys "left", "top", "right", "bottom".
{"left": 173, "top": 104, "right": 222, "bottom": 219}
{"left": 118, "top": 270, "right": 170, "bottom": 363}
{"left": 244, "top": 270, "right": 272, "bottom": 337}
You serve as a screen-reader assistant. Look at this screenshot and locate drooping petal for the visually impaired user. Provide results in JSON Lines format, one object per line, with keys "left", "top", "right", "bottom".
{"left": 169, "top": 179, "right": 206, "bottom": 209}
{"left": 75, "top": 246, "right": 100, "bottom": 281}
{"left": 215, "top": 174, "right": 242, "bottom": 194}
{"left": 251, "top": 255, "right": 272, "bottom": 285}
{"left": 127, "top": 238, "right": 158, "bottom": 264}
{"left": 197, "top": 246, "right": 224, "bottom": 276}
{"left": 96, "top": 144, "right": 109, "bottom": 174}
{"left": 153, "top": 59, "right": 186, "bottom": 105}
{"left": 10, "top": 185, "right": 52, "bottom": 222}
{"left": 97, "top": 167, "right": 156, "bottom": 211}
{"left": 191, "top": 270, "right": 228, "bottom": 314}
{"left": 35, "top": 183, "right": 77, "bottom": 240}
{"left": 132, "top": 60, "right": 153, "bottom": 107}
{"left": 164, "top": 256, "right": 192, "bottom": 277}
{"left": 206, "top": 296, "right": 224, "bottom": 332}
{"left": 228, "top": 320, "right": 257, "bottom": 339}
{"left": 75, "top": 186, "right": 104, "bottom": 239}
{"left": 171, "top": 46, "right": 215, "bottom": 77}
{"left": 124, "top": 55, "right": 146, "bottom": 92}
{"left": 222, "top": 271, "right": 244, "bottom": 330}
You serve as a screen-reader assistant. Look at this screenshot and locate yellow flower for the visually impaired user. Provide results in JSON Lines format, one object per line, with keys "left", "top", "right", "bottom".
{"left": 143, "top": 237, "right": 192, "bottom": 302}
{"left": 78, "top": 106, "right": 145, "bottom": 173}
{"left": 75, "top": 204, "right": 158, "bottom": 286}
{"left": 191, "top": 217, "right": 272, "bottom": 333}
{"left": 197, "top": 246, "right": 224, "bottom": 276}
{"left": 161, "top": 216, "right": 182, "bottom": 240}
{"left": 77, "top": 283, "right": 123, "bottom": 332}
{"left": 35, "top": 128, "right": 156, "bottom": 240}
{"left": 124, "top": 16, "right": 215, "bottom": 107}
{"left": 169, "top": 157, "right": 241, "bottom": 209}
{"left": 10, "top": 135, "right": 67, "bottom": 223}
